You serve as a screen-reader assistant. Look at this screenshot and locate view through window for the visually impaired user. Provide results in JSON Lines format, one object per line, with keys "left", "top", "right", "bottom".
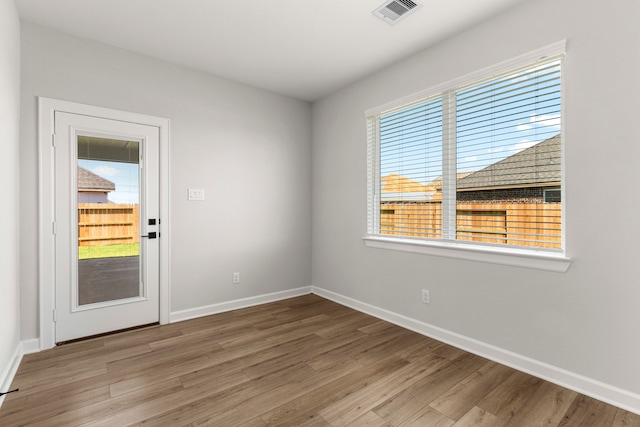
{"left": 369, "top": 55, "right": 563, "bottom": 250}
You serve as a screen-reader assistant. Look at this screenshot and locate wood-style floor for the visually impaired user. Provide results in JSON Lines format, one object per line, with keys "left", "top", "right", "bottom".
{"left": 1, "top": 295, "right": 639, "bottom": 426}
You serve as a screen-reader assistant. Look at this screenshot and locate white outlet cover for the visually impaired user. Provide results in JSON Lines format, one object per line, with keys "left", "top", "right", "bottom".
{"left": 421, "top": 289, "right": 430, "bottom": 304}
{"left": 188, "top": 188, "right": 205, "bottom": 201}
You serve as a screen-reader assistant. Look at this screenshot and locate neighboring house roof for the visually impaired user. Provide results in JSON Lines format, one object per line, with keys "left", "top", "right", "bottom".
{"left": 382, "top": 174, "right": 435, "bottom": 193}
{"left": 457, "top": 134, "right": 561, "bottom": 191}
{"left": 77, "top": 166, "right": 115, "bottom": 192}
{"left": 428, "top": 172, "right": 473, "bottom": 191}
{"left": 427, "top": 173, "right": 473, "bottom": 202}
{"left": 380, "top": 134, "right": 561, "bottom": 201}
{"left": 381, "top": 174, "right": 436, "bottom": 201}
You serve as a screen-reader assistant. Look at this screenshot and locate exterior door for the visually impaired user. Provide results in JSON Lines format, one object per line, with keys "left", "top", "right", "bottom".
{"left": 54, "top": 112, "right": 160, "bottom": 342}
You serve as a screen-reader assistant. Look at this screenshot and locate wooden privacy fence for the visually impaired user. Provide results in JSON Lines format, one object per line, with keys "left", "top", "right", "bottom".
{"left": 380, "top": 202, "right": 561, "bottom": 249}
{"left": 78, "top": 203, "right": 139, "bottom": 246}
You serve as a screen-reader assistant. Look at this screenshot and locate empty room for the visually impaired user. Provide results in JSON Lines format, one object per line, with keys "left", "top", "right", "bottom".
{"left": 1, "top": 0, "right": 640, "bottom": 425}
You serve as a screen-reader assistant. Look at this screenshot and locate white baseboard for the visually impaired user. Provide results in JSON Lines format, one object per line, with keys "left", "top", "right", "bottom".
{"left": 312, "top": 286, "right": 640, "bottom": 416}
{"left": 170, "top": 286, "right": 313, "bottom": 323}
{"left": 0, "top": 343, "right": 23, "bottom": 409}
{"left": 21, "top": 339, "right": 40, "bottom": 355}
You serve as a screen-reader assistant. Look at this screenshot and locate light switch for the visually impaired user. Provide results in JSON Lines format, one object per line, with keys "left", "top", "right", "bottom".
{"left": 188, "top": 188, "right": 205, "bottom": 201}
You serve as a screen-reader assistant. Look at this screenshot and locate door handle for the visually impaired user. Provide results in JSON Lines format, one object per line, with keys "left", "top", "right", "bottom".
{"left": 141, "top": 232, "right": 157, "bottom": 239}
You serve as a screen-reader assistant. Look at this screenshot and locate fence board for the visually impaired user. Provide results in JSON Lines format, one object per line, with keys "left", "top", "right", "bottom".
{"left": 78, "top": 203, "right": 139, "bottom": 246}
{"left": 380, "top": 202, "right": 561, "bottom": 249}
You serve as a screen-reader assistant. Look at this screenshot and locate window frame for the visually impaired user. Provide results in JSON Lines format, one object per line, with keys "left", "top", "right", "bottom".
{"left": 364, "top": 41, "right": 571, "bottom": 272}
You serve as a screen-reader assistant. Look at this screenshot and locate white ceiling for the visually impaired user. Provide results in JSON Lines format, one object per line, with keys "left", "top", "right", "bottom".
{"left": 15, "top": 0, "right": 527, "bottom": 101}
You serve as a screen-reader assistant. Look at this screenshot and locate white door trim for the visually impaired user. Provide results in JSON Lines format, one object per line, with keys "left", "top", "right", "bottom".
{"left": 38, "top": 97, "right": 171, "bottom": 350}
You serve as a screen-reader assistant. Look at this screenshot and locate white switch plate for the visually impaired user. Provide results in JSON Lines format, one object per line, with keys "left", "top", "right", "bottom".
{"left": 188, "top": 188, "right": 205, "bottom": 201}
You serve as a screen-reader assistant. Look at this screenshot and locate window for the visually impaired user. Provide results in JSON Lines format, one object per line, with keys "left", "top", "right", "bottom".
{"left": 544, "top": 189, "right": 561, "bottom": 203}
{"left": 366, "top": 44, "right": 565, "bottom": 255}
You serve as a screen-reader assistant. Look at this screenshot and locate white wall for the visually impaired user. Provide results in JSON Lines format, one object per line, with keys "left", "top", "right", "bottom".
{"left": 0, "top": 0, "right": 21, "bottom": 394}
{"left": 312, "top": 0, "right": 640, "bottom": 404}
{"left": 20, "top": 23, "right": 312, "bottom": 339}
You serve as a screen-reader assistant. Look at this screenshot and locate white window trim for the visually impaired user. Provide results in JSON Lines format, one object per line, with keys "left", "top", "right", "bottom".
{"left": 363, "top": 236, "right": 571, "bottom": 272}
{"left": 364, "top": 41, "right": 571, "bottom": 273}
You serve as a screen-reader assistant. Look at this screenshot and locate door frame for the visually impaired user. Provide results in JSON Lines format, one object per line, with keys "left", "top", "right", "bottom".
{"left": 38, "top": 97, "right": 171, "bottom": 350}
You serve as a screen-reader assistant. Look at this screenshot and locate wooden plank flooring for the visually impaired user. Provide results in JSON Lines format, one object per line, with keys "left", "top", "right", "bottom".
{"left": 1, "top": 294, "right": 639, "bottom": 426}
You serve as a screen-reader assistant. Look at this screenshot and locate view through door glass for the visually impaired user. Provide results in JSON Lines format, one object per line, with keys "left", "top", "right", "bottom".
{"left": 77, "top": 135, "right": 141, "bottom": 305}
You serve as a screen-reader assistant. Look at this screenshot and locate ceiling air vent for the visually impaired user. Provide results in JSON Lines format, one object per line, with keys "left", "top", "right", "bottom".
{"left": 373, "top": 0, "right": 422, "bottom": 24}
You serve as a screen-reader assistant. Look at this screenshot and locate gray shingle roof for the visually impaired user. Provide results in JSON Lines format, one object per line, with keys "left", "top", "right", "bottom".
{"left": 77, "top": 166, "right": 115, "bottom": 192}
{"left": 457, "top": 134, "right": 561, "bottom": 190}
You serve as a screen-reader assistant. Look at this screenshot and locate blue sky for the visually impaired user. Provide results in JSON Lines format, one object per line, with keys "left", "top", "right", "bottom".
{"left": 78, "top": 159, "right": 139, "bottom": 204}
{"left": 379, "top": 59, "right": 562, "bottom": 185}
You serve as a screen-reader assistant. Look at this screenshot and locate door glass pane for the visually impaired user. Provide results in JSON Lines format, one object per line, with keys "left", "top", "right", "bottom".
{"left": 77, "top": 135, "right": 141, "bottom": 306}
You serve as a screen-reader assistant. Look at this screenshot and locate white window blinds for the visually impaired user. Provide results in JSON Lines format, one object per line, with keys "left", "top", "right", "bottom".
{"left": 378, "top": 97, "right": 443, "bottom": 238}
{"left": 367, "top": 51, "right": 564, "bottom": 251}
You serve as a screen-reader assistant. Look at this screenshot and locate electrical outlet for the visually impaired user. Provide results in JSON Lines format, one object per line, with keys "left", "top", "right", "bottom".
{"left": 233, "top": 272, "right": 240, "bottom": 284}
{"left": 421, "top": 289, "right": 430, "bottom": 304}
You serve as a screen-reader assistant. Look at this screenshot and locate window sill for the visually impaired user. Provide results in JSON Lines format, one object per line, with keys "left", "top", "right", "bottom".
{"left": 362, "top": 236, "right": 571, "bottom": 273}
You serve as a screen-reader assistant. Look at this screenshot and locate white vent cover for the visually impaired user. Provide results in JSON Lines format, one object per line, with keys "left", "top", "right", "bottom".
{"left": 373, "top": 0, "right": 423, "bottom": 24}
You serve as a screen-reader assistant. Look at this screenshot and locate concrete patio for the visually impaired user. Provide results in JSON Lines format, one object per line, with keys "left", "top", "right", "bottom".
{"left": 78, "top": 256, "right": 140, "bottom": 305}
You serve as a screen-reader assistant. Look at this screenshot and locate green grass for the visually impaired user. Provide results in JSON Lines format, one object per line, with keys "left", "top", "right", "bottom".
{"left": 78, "top": 243, "right": 140, "bottom": 260}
